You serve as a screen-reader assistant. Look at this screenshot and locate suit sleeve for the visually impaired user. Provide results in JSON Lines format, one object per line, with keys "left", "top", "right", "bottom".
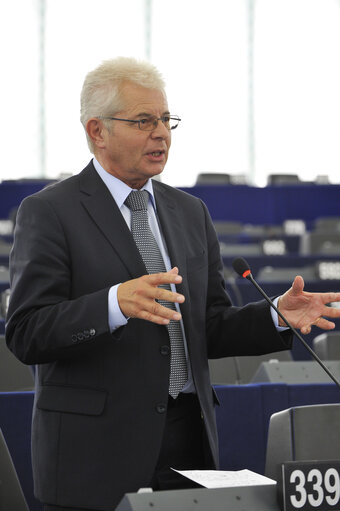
{"left": 6, "top": 194, "right": 111, "bottom": 364}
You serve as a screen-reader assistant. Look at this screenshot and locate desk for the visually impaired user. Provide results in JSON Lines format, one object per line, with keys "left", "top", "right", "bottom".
{"left": 0, "top": 384, "right": 339, "bottom": 511}
{"left": 215, "top": 383, "right": 340, "bottom": 475}
{"left": 180, "top": 184, "right": 340, "bottom": 227}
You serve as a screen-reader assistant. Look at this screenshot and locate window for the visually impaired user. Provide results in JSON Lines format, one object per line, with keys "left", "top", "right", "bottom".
{"left": 1, "top": 0, "right": 340, "bottom": 187}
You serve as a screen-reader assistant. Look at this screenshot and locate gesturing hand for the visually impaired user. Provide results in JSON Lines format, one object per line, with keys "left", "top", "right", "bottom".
{"left": 117, "top": 267, "right": 185, "bottom": 325}
{"left": 278, "top": 275, "right": 340, "bottom": 334}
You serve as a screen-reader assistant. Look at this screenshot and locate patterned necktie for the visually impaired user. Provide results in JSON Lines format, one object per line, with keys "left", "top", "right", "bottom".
{"left": 125, "top": 190, "right": 188, "bottom": 398}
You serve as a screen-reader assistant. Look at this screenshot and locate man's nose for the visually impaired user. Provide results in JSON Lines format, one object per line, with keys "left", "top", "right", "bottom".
{"left": 151, "top": 120, "right": 170, "bottom": 138}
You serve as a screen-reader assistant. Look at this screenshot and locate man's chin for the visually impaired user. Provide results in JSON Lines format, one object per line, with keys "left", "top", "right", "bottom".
{"left": 144, "top": 165, "right": 165, "bottom": 179}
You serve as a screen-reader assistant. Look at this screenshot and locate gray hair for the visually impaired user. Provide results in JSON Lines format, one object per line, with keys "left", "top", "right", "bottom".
{"left": 80, "top": 57, "right": 166, "bottom": 152}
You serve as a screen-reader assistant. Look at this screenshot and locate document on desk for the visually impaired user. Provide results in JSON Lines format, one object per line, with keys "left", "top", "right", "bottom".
{"left": 172, "top": 469, "right": 276, "bottom": 489}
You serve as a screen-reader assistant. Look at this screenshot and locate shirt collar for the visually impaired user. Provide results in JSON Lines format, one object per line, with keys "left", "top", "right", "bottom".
{"left": 92, "top": 157, "right": 156, "bottom": 210}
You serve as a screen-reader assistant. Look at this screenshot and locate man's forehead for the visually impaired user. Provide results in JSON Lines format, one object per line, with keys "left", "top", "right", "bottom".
{"left": 120, "top": 82, "right": 168, "bottom": 111}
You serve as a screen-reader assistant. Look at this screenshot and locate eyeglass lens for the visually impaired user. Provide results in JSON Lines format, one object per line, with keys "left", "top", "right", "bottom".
{"left": 140, "top": 116, "right": 179, "bottom": 131}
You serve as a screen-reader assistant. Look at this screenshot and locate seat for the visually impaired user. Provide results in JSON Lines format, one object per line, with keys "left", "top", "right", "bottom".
{"left": 0, "top": 220, "right": 14, "bottom": 236}
{"left": 267, "top": 174, "right": 302, "bottom": 185}
{"left": 0, "top": 288, "right": 10, "bottom": 319}
{"left": 196, "top": 172, "right": 231, "bottom": 185}
{"left": 0, "top": 266, "right": 10, "bottom": 283}
{"left": 0, "top": 335, "right": 34, "bottom": 391}
{"left": 313, "top": 331, "right": 340, "bottom": 360}
{"left": 256, "top": 265, "right": 318, "bottom": 283}
{"left": 196, "top": 172, "right": 249, "bottom": 185}
{"left": 213, "top": 221, "right": 244, "bottom": 236}
{"left": 251, "top": 360, "right": 340, "bottom": 384}
{"left": 0, "top": 428, "right": 29, "bottom": 510}
{"left": 209, "top": 350, "right": 292, "bottom": 385}
{"left": 0, "top": 240, "right": 11, "bottom": 257}
{"left": 313, "top": 216, "right": 340, "bottom": 233}
{"left": 300, "top": 232, "right": 340, "bottom": 255}
{"left": 219, "top": 242, "right": 263, "bottom": 257}
{"left": 265, "top": 404, "right": 340, "bottom": 480}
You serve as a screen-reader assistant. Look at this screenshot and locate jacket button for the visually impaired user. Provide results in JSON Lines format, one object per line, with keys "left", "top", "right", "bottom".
{"left": 89, "top": 328, "right": 96, "bottom": 336}
{"left": 156, "top": 403, "right": 167, "bottom": 414}
{"left": 71, "top": 334, "right": 77, "bottom": 343}
{"left": 160, "top": 345, "right": 170, "bottom": 356}
{"left": 77, "top": 333, "right": 84, "bottom": 341}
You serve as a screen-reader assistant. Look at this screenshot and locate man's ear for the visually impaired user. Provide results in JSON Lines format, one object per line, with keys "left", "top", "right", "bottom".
{"left": 86, "top": 118, "right": 107, "bottom": 149}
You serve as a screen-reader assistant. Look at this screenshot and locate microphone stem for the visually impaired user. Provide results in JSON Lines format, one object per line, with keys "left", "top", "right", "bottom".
{"left": 248, "top": 273, "right": 340, "bottom": 388}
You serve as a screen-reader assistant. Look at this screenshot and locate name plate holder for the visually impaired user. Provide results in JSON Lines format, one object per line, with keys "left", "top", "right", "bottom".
{"left": 278, "top": 460, "right": 340, "bottom": 511}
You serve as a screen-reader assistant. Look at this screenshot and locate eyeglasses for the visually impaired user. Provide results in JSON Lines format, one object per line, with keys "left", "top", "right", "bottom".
{"left": 98, "top": 114, "right": 181, "bottom": 131}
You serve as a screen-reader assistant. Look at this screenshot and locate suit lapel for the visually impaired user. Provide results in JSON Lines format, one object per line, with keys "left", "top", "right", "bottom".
{"left": 153, "top": 183, "right": 187, "bottom": 277}
{"left": 78, "top": 162, "right": 146, "bottom": 279}
{"left": 78, "top": 165, "right": 192, "bottom": 329}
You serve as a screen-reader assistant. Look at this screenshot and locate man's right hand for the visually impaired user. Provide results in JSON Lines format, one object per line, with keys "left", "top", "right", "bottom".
{"left": 117, "top": 267, "right": 185, "bottom": 325}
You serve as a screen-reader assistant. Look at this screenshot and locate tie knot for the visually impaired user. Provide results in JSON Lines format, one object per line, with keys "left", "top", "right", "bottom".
{"left": 125, "top": 190, "right": 149, "bottom": 212}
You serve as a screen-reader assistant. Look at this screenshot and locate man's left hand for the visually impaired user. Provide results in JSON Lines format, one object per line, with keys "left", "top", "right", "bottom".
{"left": 278, "top": 276, "right": 340, "bottom": 334}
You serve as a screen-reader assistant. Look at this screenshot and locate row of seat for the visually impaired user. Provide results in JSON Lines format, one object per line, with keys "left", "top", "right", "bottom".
{"left": 209, "top": 332, "right": 340, "bottom": 385}
{"left": 196, "top": 172, "right": 332, "bottom": 186}
{"left": 215, "top": 217, "right": 340, "bottom": 257}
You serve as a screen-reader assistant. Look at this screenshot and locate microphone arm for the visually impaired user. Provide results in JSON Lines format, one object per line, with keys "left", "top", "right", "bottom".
{"left": 233, "top": 258, "right": 340, "bottom": 388}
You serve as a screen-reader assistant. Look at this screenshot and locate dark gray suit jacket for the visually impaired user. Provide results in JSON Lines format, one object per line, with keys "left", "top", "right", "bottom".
{"left": 6, "top": 161, "right": 291, "bottom": 510}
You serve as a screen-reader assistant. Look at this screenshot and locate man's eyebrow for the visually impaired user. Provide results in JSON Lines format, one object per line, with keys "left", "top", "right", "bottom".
{"left": 135, "top": 112, "right": 152, "bottom": 118}
{"left": 134, "top": 111, "right": 170, "bottom": 118}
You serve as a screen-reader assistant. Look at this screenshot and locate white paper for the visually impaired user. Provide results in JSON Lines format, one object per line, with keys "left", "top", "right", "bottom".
{"left": 171, "top": 469, "right": 276, "bottom": 489}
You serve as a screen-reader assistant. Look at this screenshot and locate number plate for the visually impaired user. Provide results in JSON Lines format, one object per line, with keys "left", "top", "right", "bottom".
{"left": 279, "top": 460, "right": 340, "bottom": 511}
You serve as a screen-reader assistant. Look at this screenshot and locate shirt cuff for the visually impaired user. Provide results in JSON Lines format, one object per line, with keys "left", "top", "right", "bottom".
{"left": 108, "top": 285, "right": 129, "bottom": 332}
{"left": 271, "top": 296, "right": 289, "bottom": 331}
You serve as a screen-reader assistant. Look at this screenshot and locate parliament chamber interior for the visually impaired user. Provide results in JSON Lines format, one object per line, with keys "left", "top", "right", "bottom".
{"left": 0, "top": 176, "right": 340, "bottom": 511}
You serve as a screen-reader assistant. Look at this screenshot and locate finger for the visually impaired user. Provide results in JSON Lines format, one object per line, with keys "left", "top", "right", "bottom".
{"left": 135, "top": 277, "right": 185, "bottom": 304}
{"left": 314, "top": 317, "right": 335, "bottom": 329}
{"left": 143, "top": 271, "right": 182, "bottom": 286}
{"left": 126, "top": 299, "right": 181, "bottom": 324}
{"left": 139, "top": 300, "right": 182, "bottom": 324}
{"left": 154, "top": 286, "right": 185, "bottom": 304}
{"left": 301, "top": 325, "right": 312, "bottom": 335}
{"left": 320, "top": 292, "right": 340, "bottom": 305}
{"left": 320, "top": 305, "right": 340, "bottom": 319}
{"left": 137, "top": 309, "right": 174, "bottom": 325}
{"left": 301, "top": 317, "right": 336, "bottom": 335}
{"left": 290, "top": 275, "right": 305, "bottom": 296}
{"left": 120, "top": 284, "right": 182, "bottom": 323}
{"left": 134, "top": 281, "right": 184, "bottom": 303}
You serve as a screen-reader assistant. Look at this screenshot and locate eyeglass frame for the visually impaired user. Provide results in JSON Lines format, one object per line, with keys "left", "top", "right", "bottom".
{"left": 97, "top": 114, "right": 181, "bottom": 131}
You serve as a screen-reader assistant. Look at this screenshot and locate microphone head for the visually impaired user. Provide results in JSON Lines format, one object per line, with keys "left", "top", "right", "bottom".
{"left": 232, "top": 257, "right": 251, "bottom": 278}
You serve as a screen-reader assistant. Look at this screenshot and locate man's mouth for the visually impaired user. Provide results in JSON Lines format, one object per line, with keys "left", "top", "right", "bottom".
{"left": 145, "top": 150, "right": 166, "bottom": 162}
{"left": 148, "top": 150, "right": 164, "bottom": 157}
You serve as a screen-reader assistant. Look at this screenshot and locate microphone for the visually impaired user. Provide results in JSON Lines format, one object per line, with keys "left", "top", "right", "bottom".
{"left": 232, "top": 257, "right": 340, "bottom": 388}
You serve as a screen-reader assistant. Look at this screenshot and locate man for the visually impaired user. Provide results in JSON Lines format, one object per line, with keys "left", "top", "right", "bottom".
{"left": 6, "top": 57, "right": 340, "bottom": 511}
